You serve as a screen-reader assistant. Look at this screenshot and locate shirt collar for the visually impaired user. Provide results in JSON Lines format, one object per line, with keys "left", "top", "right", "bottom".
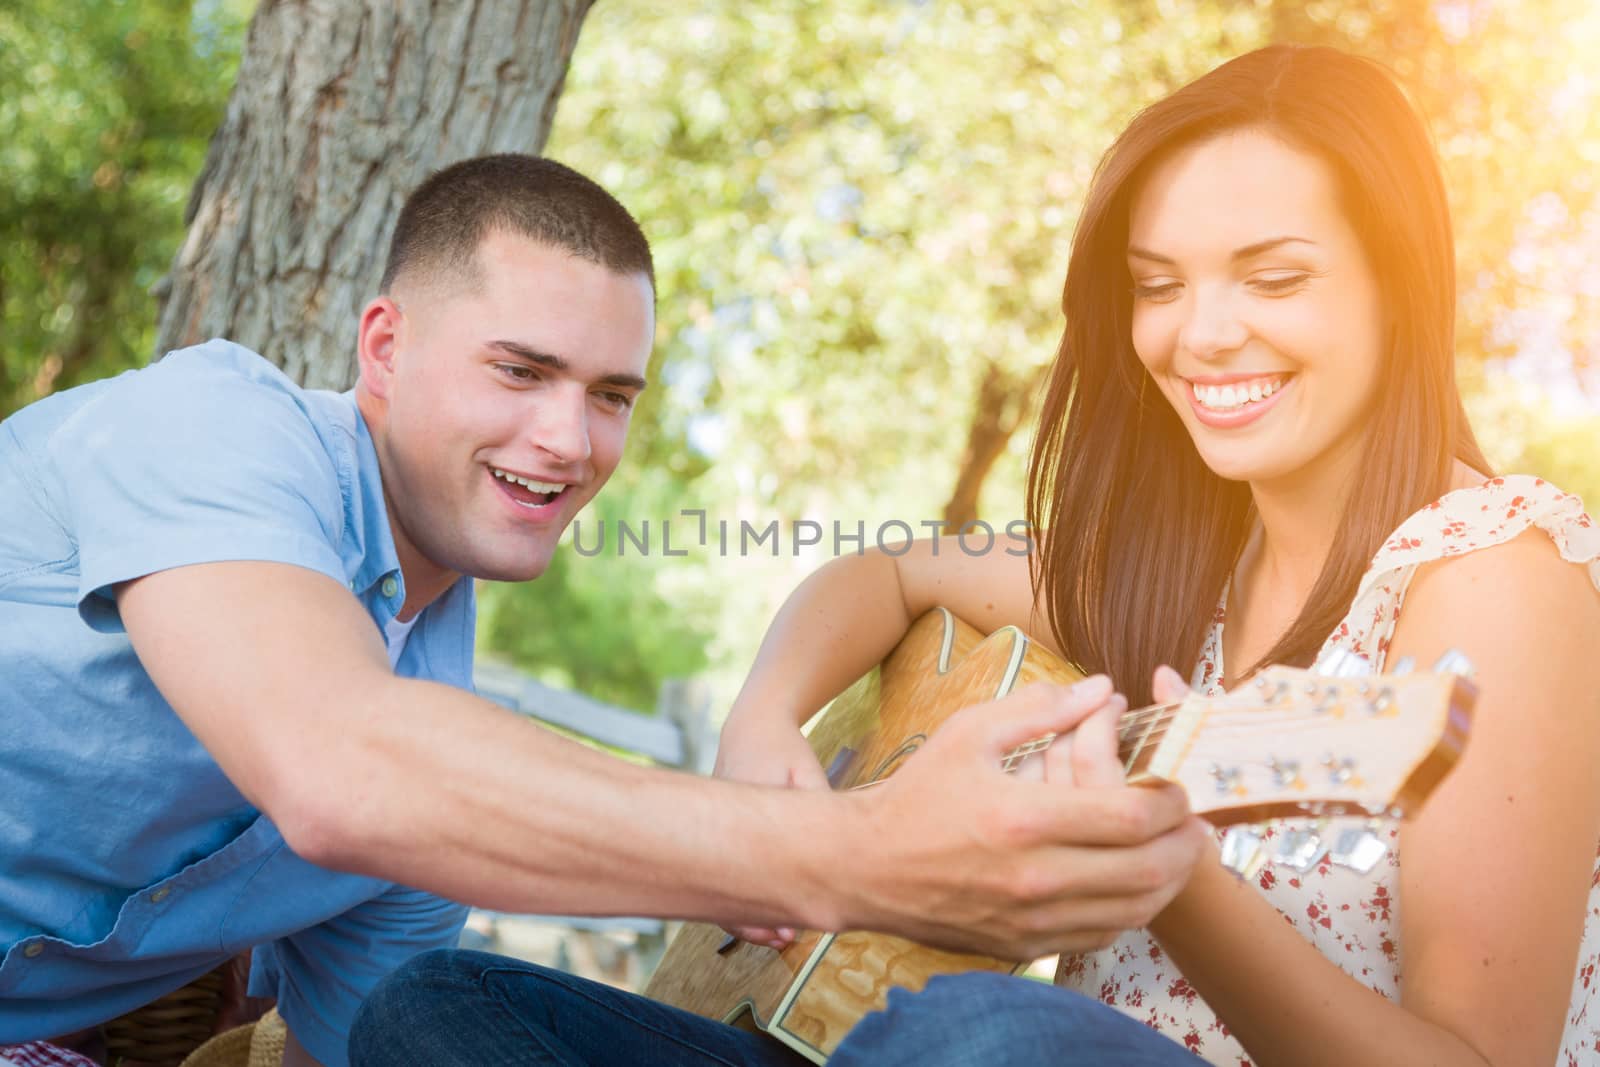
{"left": 344, "top": 393, "right": 405, "bottom": 603}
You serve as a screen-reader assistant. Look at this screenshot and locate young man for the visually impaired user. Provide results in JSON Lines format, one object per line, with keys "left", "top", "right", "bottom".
{"left": 0, "top": 155, "right": 1206, "bottom": 1066}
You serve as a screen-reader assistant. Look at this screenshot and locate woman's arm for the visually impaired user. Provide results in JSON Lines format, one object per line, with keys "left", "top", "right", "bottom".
{"left": 1148, "top": 530, "right": 1600, "bottom": 1066}
{"left": 715, "top": 536, "right": 1044, "bottom": 786}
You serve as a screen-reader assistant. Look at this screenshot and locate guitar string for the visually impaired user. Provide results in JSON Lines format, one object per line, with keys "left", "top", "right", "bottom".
{"left": 1002, "top": 700, "right": 1323, "bottom": 771}
{"left": 999, "top": 699, "right": 1182, "bottom": 768}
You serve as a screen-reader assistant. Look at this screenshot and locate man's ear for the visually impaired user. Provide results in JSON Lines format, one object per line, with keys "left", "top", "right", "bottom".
{"left": 356, "top": 296, "right": 404, "bottom": 400}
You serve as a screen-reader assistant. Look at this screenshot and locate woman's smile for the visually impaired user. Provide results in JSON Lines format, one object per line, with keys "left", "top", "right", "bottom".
{"left": 1182, "top": 372, "right": 1297, "bottom": 429}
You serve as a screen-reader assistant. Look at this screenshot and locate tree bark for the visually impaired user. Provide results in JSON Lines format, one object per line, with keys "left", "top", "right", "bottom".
{"left": 154, "top": 0, "right": 595, "bottom": 388}
{"left": 941, "top": 362, "right": 1047, "bottom": 531}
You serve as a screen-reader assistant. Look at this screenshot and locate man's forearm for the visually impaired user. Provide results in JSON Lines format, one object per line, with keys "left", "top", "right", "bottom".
{"left": 123, "top": 561, "right": 1206, "bottom": 964}
{"left": 279, "top": 673, "right": 852, "bottom": 931}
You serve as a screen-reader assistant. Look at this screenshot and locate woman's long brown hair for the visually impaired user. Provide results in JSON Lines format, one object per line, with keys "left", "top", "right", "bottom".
{"left": 1026, "top": 45, "right": 1490, "bottom": 706}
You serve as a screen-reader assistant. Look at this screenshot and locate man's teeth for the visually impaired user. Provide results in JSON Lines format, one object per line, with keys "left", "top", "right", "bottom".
{"left": 1192, "top": 377, "right": 1287, "bottom": 412}
{"left": 491, "top": 468, "right": 567, "bottom": 494}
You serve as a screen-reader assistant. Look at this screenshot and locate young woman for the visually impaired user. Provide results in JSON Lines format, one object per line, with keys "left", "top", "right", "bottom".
{"left": 712, "top": 42, "right": 1600, "bottom": 1067}
{"left": 351, "top": 44, "right": 1600, "bottom": 1066}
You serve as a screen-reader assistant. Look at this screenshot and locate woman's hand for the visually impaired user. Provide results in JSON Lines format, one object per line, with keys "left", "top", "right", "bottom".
{"left": 711, "top": 709, "right": 830, "bottom": 948}
{"left": 713, "top": 710, "right": 830, "bottom": 792}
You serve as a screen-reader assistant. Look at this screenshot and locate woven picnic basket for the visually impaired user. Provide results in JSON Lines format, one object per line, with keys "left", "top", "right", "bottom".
{"left": 93, "top": 958, "right": 280, "bottom": 1067}
{"left": 100, "top": 967, "right": 226, "bottom": 1066}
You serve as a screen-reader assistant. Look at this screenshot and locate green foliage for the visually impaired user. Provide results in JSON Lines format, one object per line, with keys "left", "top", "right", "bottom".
{"left": 0, "top": 0, "right": 250, "bottom": 417}
{"left": 1464, "top": 366, "right": 1600, "bottom": 506}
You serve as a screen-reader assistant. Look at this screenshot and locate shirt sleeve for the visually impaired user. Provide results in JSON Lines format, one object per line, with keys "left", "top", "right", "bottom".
{"left": 248, "top": 884, "right": 469, "bottom": 1067}
{"left": 42, "top": 343, "right": 349, "bottom": 632}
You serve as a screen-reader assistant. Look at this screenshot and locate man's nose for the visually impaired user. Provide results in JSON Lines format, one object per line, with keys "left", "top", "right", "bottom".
{"left": 532, "top": 386, "right": 591, "bottom": 464}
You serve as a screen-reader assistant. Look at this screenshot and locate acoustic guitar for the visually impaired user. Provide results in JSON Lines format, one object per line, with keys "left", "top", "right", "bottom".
{"left": 644, "top": 608, "right": 1475, "bottom": 1063}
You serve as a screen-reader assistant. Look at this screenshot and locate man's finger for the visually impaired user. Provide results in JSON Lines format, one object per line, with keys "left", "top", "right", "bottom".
{"left": 1004, "top": 816, "right": 1208, "bottom": 901}
{"left": 1025, "top": 781, "right": 1194, "bottom": 847}
{"left": 1069, "top": 697, "right": 1126, "bottom": 789}
{"left": 974, "top": 676, "right": 1116, "bottom": 760}
{"left": 1041, "top": 729, "right": 1075, "bottom": 786}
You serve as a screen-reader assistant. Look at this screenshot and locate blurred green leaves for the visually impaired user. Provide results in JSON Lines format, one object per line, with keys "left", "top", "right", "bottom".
{"left": 0, "top": 0, "right": 250, "bottom": 416}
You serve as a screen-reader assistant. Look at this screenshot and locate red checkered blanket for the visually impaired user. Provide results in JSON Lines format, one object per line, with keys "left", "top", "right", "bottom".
{"left": 0, "top": 1043, "right": 100, "bottom": 1067}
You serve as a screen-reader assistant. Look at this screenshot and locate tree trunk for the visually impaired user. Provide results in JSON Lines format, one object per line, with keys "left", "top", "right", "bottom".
{"left": 154, "top": 0, "right": 595, "bottom": 388}
{"left": 941, "top": 362, "right": 1047, "bottom": 531}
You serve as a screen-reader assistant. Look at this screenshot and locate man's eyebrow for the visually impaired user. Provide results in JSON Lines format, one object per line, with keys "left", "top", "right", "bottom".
{"left": 1126, "top": 236, "right": 1318, "bottom": 265}
{"left": 487, "top": 340, "right": 647, "bottom": 392}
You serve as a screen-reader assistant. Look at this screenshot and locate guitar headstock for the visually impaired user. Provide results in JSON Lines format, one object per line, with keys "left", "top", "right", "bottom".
{"left": 1137, "top": 655, "right": 1477, "bottom": 832}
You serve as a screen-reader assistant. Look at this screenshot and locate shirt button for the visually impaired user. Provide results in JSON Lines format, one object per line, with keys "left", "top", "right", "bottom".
{"left": 150, "top": 887, "right": 172, "bottom": 904}
{"left": 380, "top": 576, "right": 399, "bottom": 599}
{"left": 23, "top": 942, "right": 43, "bottom": 958}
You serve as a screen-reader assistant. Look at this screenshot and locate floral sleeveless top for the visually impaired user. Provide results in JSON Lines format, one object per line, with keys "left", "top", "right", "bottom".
{"left": 1054, "top": 475, "right": 1600, "bottom": 1065}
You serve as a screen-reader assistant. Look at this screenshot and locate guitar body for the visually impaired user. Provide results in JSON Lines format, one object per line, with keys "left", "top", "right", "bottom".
{"left": 644, "top": 608, "right": 1473, "bottom": 1064}
{"left": 643, "top": 608, "right": 1082, "bottom": 1063}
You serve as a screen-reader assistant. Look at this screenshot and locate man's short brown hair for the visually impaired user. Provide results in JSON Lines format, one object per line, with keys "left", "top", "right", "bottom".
{"left": 380, "top": 154, "right": 654, "bottom": 295}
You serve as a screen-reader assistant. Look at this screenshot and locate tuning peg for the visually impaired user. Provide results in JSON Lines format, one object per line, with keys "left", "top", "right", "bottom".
{"left": 1219, "top": 826, "right": 1269, "bottom": 880}
{"left": 1321, "top": 754, "right": 1358, "bottom": 785}
{"left": 1272, "top": 827, "right": 1327, "bottom": 872}
{"left": 1328, "top": 827, "right": 1388, "bottom": 873}
{"left": 1251, "top": 677, "right": 1291, "bottom": 705}
{"left": 1266, "top": 756, "right": 1302, "bottom": 789}
{"left": 1318, "top": 647, "right": 1374, "bottom": 678}
{"left": 1431, "top": 648, "right": 1476, "bottom": 679}
{"left": 1387, "top": 656, "right": 1415, "bottom": 675}
{"left": 1208, "top": 763, "right": 1243, "bottom": 796}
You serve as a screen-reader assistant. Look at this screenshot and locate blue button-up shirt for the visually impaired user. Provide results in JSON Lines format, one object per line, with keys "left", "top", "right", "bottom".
{"left": 0, "top": 341, "right": 474, "bottom": 1065}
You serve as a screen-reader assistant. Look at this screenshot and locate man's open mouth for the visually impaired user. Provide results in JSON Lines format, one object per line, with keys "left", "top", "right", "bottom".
{"left": 490, "top": 466, "right": 568, "bottom": 508}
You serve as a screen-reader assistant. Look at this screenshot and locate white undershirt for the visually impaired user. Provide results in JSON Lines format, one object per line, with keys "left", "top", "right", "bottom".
{"left": 383, "top": 613, "right": 419, "bottom": 669}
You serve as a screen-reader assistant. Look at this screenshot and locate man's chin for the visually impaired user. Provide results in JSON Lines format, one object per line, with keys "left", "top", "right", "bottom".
{"left": 481, "top": 559, "right": 553, "bottom": 583}
{"left": 459, "top": 547, "right": 557, "bottom": 584}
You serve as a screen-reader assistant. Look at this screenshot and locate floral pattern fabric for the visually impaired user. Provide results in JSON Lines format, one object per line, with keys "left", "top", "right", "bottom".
{"left": 1056, "top": 475, "right": 1600, "bottom": 1065}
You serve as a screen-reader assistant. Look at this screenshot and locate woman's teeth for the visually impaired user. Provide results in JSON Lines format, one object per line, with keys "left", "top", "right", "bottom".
{"left": 1191, "top": 376, "right": 1287, "bottom": 412}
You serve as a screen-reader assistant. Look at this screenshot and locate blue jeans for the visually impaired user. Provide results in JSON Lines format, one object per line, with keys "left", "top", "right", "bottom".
{"left": 349, "top": 949, "right": 1205, "bottom": 1066}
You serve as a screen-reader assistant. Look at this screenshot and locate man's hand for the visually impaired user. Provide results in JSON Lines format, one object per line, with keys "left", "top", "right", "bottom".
{"left": 829, "top": 678, "right": 1208, "bottom": 960}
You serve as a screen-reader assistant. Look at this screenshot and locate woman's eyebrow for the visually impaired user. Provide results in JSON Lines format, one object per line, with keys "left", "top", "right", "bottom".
{"left": 1230, "top": 235, "right": 1317, "bottom": 260}
{"left": 1127, "top": 235, "right": 1317, "bottom": 265}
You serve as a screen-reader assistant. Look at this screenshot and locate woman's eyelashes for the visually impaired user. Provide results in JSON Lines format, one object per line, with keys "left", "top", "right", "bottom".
{"left": 1131, "top": 281, "right": 1183, "bottom": 302}
{"left": 1130, "top": 269, "right": 1327, "bottom": 303}
{"left": 1249, "top": 269, "right": 1324, "bottom": 295}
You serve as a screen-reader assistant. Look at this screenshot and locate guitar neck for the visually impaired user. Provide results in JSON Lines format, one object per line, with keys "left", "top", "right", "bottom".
{"left": 998, "top": 700, "right": 1180, "bottom": 777}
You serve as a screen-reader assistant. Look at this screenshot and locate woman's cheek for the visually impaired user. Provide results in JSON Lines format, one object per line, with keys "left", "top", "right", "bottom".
{"left": 1128, "top": 311, "right": 1168, "bottom": 374}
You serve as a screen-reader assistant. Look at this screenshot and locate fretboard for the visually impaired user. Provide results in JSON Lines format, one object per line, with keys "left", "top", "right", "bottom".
{"left": 998, "top": 700, "right": 1180, "bottom": 777}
